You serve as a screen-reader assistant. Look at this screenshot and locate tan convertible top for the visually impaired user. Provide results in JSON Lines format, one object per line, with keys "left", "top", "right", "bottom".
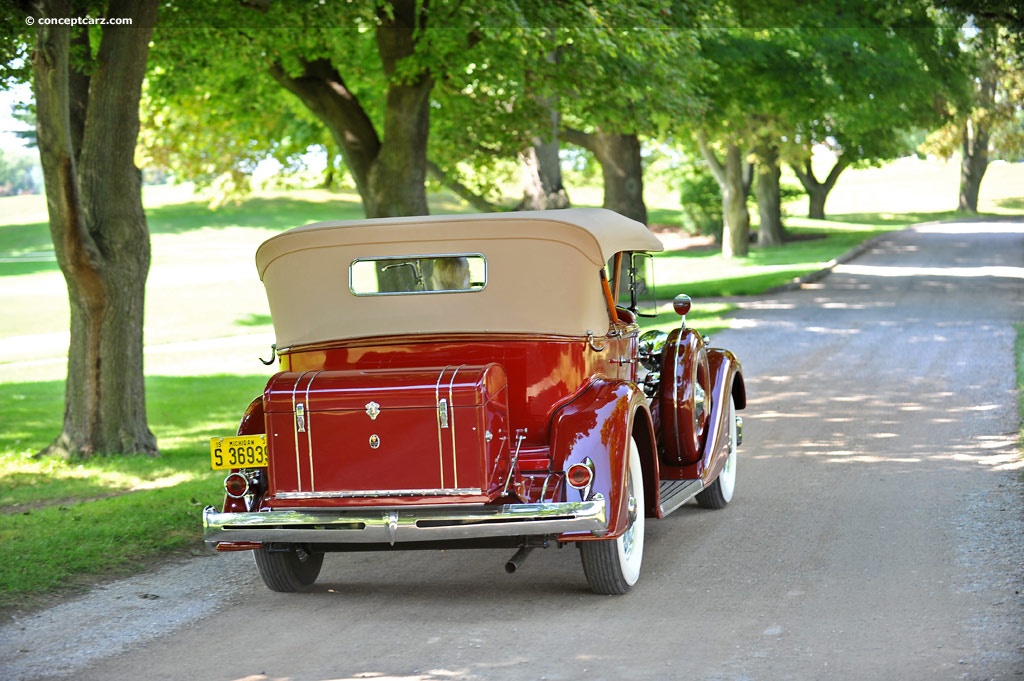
{"left": 256, "top": 208, "right": 663, "bottom": 348}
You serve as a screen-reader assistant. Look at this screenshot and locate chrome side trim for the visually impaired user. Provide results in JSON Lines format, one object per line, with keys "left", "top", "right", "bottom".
{"left": 434, "top": 368, "right": 447, "bottom": 487}
{"left": 203, "top": 498, "right": 608, "bottom": 545}
{"left": 290, "top": 373, "right": 306, "bottom": 491}
{"left": 276, "top": 487, "right": 483, "bottom": 499}
{"left": 670, "top": 337, "right": 681, "bottom": 456}
{"left": 305, "top": 370, "right": 321, "bottom": 491}
{"left": 447, "top": 365, "right": 461, "bottom": 488}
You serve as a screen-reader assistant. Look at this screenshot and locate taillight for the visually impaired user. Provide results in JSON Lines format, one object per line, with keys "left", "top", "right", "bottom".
{"left": 566, "top": 457, "right": 595, "bottom": 498}
{"left": 224, "top": 472, "right": 249, "bottom": 499}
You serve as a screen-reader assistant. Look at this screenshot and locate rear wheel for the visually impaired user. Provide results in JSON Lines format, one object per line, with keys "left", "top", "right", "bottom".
{"left": 579, "top": 437, "right": 645, "bottom": 595}
{"left": 696, "top": 395, "right": 738, "bottom": 510}
{"left": 253, "top": 544, "right": 324, "bottom": 592}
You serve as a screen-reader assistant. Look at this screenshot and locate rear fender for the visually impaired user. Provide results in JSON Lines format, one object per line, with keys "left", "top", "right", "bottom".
{"left": 237, "top": 395, "right": 265, "bottom": 436}
{"left": 220, "top": 396, "right": 266, "bottom": 514}
{"left": 700, "top": 349, "right": 745, "bottom": 483}
{"left": 550, "top": 380, "right": 653, "bottom": 541}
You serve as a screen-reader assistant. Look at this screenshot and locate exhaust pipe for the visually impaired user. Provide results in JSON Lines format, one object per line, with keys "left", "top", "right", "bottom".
{"left": 505, "top": 546, "right": 535, "bottom": 574}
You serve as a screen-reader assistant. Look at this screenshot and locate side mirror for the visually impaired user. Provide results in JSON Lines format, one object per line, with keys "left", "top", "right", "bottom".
{"left": 629, "top": 252, "right": 659, "bottom": 318}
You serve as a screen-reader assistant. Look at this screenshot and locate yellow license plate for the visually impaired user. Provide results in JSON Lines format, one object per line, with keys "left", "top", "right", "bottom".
{"left": 210, "top": 434, "right": 268, "bottom": 470}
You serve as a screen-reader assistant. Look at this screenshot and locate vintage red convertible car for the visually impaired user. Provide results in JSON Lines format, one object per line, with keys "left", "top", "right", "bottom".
{"left": 204, "top": 208, "right": 745, "bottom": 595}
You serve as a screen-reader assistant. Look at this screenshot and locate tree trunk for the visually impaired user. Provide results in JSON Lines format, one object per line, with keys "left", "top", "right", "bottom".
{"left": 754, "top": 143, "right": 783, "bottom": 247}
{"left": 698, "top": 133, "right": 751, "bottom": 258}
{"left": 565, "top": 128, "right": 647, "bottom": 225}
{"left": 958, "top": 54, "right": 998, "bottom": 215}
{"left": 958, "top": 117, "right": 990, "bottom": 214}
{"left": 369, "top": 3, "right": 431, "bottom": 218}
{"left": 517, "top": 143, "right": 570, "bottom": 210}
{"left": 32, "top": 0, "right": 159, "bottom": 459}
{"left": 792, "top": 156, "right": 848, "bottom": 220}
{"left": 563, "top": 127, "right": 649, "bottom": 283}
{"left": 517, "top": 100, "right": 569, "bottom": 211}
{"left": 270, "top": 1, "right": 431, "bottom": 218}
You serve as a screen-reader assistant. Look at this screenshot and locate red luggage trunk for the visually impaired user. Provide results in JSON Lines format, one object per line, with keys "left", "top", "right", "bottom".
{"left": 263, "top": 364, "right": 510, "bottom": 505}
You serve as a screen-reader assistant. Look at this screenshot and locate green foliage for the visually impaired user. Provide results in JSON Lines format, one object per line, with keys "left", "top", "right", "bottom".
{"left": 0, "top": 5, "right": 31, "bottom": 89}
{"left": 143, "top": 4, "right": 377, "bottom": 201}
{"left": 142, "top": 2, "right": 709, "bottom": 211}
{"left": 678, "top": 158, "right": 723, "bottom": 238}
{"left": 921, "top": 27, "right": 1024, "bottom": 162}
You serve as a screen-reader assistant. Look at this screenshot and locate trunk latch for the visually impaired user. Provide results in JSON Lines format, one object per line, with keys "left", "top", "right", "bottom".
{"left": 437, "top": 398, "right": 450, "bottom": 429}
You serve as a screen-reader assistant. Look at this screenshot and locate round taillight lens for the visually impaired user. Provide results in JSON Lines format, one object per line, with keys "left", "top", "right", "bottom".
{"left": 566, "top": 462, "right": 593, "bottom": 490}
{"left": 224, "top": 472, "right": 249, "bottom": 499}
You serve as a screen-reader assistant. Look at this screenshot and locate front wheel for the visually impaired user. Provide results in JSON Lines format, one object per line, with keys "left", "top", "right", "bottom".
{"left": 695, "top": 395, "right": 738, "bottom": 510}
{"left": 579, "top": 437, "right": 645, "bottom": 595}
{"left": 253, "top": 544, "right": 324, "bottom": 592}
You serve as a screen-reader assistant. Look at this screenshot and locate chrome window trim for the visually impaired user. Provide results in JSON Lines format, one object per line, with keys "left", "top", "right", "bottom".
{"left": 349, "top": 253, "right": 487, "bottom": 296}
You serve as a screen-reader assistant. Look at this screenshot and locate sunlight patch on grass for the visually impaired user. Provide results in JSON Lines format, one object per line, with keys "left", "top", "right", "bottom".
{"left": 0, "top": 452, "right": 203, "bottom": 508}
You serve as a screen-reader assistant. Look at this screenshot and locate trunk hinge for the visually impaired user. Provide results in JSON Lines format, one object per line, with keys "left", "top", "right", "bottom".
{"left": 502, "top": 429, "right": 527, "bottom": 495}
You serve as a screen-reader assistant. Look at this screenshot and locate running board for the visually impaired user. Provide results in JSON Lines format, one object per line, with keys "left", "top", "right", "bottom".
{"left": 658, "top": 479, "right": 704, "bottom": 517}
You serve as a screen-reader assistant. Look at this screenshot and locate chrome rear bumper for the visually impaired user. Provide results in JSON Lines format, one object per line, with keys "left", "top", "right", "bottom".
{"left": 203, "top": 497, "right": 607, "bottom": 546}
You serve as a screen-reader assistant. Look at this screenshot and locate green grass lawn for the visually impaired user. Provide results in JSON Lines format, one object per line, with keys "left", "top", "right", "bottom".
{"left": 1, "top": 158, "right": 1022, "bottom": 615}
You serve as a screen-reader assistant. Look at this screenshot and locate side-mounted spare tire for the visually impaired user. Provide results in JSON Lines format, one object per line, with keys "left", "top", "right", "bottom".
{"left": 659, "top": 328, "right": 711, "bottom": 466}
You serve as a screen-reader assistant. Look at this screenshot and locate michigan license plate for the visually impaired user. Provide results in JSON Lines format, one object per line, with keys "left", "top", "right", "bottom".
{"left": 210, "top": 434, "right": 267, "bottom": 470}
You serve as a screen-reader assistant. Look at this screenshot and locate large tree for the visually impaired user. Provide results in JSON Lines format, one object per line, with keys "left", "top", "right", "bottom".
{"left": 6, "top": 0, "right": 159, "bottom": 458}
{"left": 268, "top": 4, "right": 433, "bottom": 218}
{"left": 693, "top": 28, "right": 819, "bottom": 256}
{"left": 149, "top": 1, "right": 530, "bottom": 219}
{"left": 791, "top": 15, "right": 968, "bottom": 220}
{"left": 921, "top": 26, "right": 1024, "bottom": 213}
{"left": 559, "top": 18, "right": 704, "bottom": 225}
{"left": 695, "top": 0, "right": 968, "bottom": 253}
{"left": 146, "top": 3, "right": 704, "bottom": 221}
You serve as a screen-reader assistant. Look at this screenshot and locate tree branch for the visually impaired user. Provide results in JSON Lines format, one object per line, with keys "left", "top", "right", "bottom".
{"left": 426, "top": 161, "right": 506, "bottom": 213}
{"left": 561, "top": 126, "right": 595, "bottom": 153}
{"left": 270, "top": 58, "right": 380, "bottom": 195}
{"left": 696, "top": 130, "right": 727, "bottom": 186}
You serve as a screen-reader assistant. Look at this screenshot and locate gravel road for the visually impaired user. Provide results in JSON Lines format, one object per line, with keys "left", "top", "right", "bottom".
{"left": 2, "top": 219, "right": 1022, "bottom": 681}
